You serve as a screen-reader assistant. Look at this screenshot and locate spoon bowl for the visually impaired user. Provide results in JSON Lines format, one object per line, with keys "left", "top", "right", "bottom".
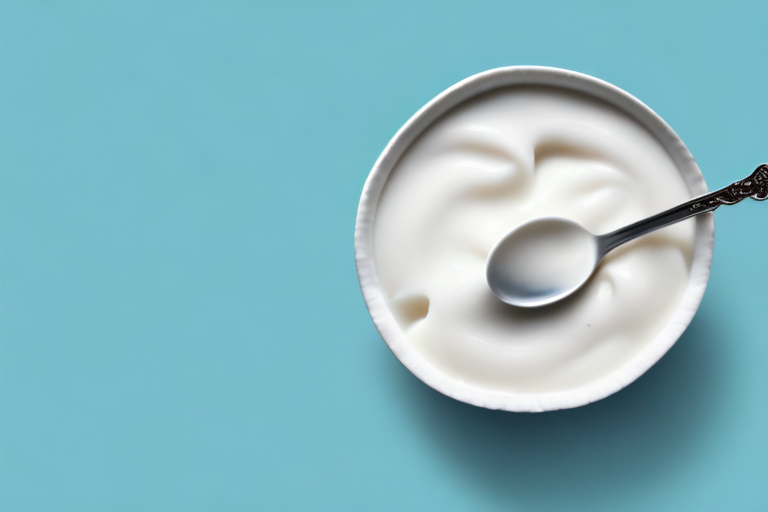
{"left": 486, "top": 218, "right": 600, "bottom": 308}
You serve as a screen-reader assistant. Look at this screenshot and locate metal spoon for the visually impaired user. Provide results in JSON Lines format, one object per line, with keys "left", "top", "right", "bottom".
{"left": 486, "top": 164, "right": 768, "bottom": 308}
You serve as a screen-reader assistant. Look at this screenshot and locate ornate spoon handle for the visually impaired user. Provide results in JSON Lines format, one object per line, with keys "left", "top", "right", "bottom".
{"left": 598, "top": 164, "right": 768, "bottom": 255}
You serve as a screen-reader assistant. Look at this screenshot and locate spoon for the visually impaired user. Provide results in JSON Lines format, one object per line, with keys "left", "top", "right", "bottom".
{"left": 486, "top": 164, "right": 768, "bottom": 308}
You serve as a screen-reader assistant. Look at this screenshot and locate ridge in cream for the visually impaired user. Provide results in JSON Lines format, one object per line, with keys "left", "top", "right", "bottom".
{"left": 355, "top": 68, "right": 713, "bottom": 412}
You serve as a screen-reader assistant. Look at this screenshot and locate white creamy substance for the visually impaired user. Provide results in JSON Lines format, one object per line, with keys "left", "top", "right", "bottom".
{"left": 373, "top": 86, "right": 696, "bottom": 394}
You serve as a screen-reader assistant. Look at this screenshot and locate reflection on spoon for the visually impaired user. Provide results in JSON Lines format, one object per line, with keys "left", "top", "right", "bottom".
{"left": 487, "top": 164, "right": 768, "bottom": 308}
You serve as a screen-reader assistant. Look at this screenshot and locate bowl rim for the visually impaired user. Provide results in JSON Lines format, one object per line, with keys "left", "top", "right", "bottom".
{"left": 354, "top": 66, "right": 714, "bottom": 412}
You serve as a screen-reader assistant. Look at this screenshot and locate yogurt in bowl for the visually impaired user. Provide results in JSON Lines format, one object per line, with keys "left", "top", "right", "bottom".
{"left": 355, "top": 67, "right": 714, "bottom": 412}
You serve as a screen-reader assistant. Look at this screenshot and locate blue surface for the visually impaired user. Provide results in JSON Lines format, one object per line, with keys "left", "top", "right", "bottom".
{"left": 1, "top": 2, "right": 766, "bottom": 510}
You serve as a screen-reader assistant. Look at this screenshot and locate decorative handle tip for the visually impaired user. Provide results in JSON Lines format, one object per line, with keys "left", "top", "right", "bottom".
{"left": 690, "top": 164, "right": 768, "bottom": 211}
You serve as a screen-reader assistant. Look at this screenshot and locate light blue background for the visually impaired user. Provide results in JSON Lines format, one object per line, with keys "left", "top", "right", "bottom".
{"left": 1, "top": 1, "right": 766, "bottom": 510}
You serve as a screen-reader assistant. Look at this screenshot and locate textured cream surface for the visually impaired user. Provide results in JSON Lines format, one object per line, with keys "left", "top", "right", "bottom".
{"left": 373, "top": 86, "right": 696, "bottom": 394}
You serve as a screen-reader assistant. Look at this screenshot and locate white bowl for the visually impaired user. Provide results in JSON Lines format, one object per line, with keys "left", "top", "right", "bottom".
{"left": 354, "top": 66, "right": 714, "bottom": 412}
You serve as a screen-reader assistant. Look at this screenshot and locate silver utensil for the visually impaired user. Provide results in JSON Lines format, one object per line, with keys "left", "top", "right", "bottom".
{"left": 486, "top": 164, "right": 768, "bottom": 308}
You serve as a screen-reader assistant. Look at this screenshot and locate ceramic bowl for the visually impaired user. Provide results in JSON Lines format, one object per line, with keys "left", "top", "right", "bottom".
{"left": 354, "top": 66, "right": 714, "bottom": 412}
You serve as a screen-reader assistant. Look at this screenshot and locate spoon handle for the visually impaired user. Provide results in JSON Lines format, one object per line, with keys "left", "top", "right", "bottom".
{"left": 598, "top": 164, "right": 768, "bottom": 255}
